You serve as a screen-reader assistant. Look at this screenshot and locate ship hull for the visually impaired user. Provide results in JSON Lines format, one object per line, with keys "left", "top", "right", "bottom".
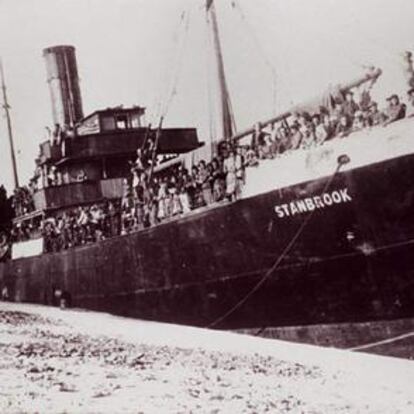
{"left": 1, "top": 150, "right": 414, "bottom": 329}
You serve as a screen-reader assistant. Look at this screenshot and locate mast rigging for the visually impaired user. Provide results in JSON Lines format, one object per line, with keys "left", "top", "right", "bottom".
{"left": 0, "top": 58, "right": 19, "bottom": 188}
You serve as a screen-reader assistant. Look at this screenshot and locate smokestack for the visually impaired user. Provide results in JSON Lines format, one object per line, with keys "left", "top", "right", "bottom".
{"left": 43, "top": 45, "right": 84, "bottom": 127}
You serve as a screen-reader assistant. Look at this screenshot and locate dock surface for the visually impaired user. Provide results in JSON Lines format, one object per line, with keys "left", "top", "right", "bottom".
{"left": 1, "top": 302, "right": 414, "bottom": 413}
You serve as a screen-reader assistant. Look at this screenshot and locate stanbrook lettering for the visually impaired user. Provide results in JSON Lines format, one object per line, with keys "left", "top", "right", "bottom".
{"left": 274, "top": 188, "right": 352, "bottom": 218}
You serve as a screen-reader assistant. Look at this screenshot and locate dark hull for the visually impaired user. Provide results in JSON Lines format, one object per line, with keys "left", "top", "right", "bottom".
{"left": 2, "top": 151, "right": 414, "bottom": 329}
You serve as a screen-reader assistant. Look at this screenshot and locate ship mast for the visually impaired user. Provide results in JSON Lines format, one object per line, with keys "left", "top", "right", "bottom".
{"left": 0, "top": 58, "right": 19, "bottom": 188}
{"left": 206, "top": 0, "right": 235, "bottom": 143}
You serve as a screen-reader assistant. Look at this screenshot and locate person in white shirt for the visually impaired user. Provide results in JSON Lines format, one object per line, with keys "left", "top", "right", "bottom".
{"left": 223, "top": 150, "right": 237, "bottom": 201}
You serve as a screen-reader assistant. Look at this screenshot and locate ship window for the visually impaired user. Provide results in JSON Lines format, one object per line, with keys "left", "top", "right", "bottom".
{"left": 130, "top": 113, "right": 141, "bottom": 128}
{"left": 115, "top": 114, "right": 128, "bottom": 130}
{"left": 101, "top": 115, "right": 116, "bottom": 131}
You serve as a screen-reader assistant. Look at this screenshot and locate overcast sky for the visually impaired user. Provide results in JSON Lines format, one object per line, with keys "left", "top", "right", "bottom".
{"left": 0, "top": 0, "right": 413, "bottom": 192}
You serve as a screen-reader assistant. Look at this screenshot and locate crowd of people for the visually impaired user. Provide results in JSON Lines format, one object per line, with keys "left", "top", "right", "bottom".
{"left": 122, "top": 147, "right": 245, "bottom": 224}
{"left": 41, "top": 202, "right": 121, "bottom": 252}
{"left": 11, "top": 186, "right": 35, "bottom": 217}
{"left": 10, "top": 201, "right": 121, "bottom": 251}
{"left": 255, "top": 88, "right": 413, "bottom": 156}
{"left": 10, "top": 87, "right": 414, "bottom": 253}
{"left": 116, "top": 87, "right": 414, "bottom": 230}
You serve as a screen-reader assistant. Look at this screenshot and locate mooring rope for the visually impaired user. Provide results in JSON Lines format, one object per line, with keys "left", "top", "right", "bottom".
{"left": 206, "top": 155, "right": 350, "bottom": 329}
{"left": 348, "top": 331, "right": 414, "bottom": 352}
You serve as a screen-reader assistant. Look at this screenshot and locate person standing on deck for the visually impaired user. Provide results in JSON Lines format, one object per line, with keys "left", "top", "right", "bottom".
{"left": 189, "top": 166, "right": 199, "bottom": 209}
{"left": 196, "top": 161, "right": 211, "bottom": 206}
{"left": 157, "top": 177, "right": 168, "bottom": 220}
{"left": 235, "top": 146, "right": 245, "bottom": 199}
{"left": 147, "top": 188, "right": 158, "bottom": 227}
{"left": 406, "top": 88, "right": 414, "bottom": 117}
{"left": 169, "top": 176, "right": 182, "bottom": 216}
{"left": 134, "top": 148, "right": 145, "bottom": 173}
{"left": 251, "top": 123, "right": 267, "bottom": 158}
{"left": 131, "top": 169, "right": 140, "bottom": 201}
{"left": 383, "top": 94, "right": 406, "bottom": 126}
{"left": 367, "top": 102, "right": 386, "bottom": 126}
{"left": 77, "top": 207, "right": 89, "bottom": 244}
{"left": 107, "top": 201, "right": 117, "bottom": 237}
{"left": 312, "top": 113, "right": 328, "bottom": 145}
{"left": 352, "top": 111, "right": 366, "bottom": 132}
{"left": 341, "top": 91, "right": 360, "bottom": 119}
{"left": 223, "top": 149, "right": 237, "bottom": 201}
{"left": 211, "top": 158, "right": 225, "bottom": 202}
{"left": 315, "top": 114, "right": 332, "bottom": 144}
{"left": 289, "top": 124, "right": 303, "bottom": 150}
{"left": 121, "top": 178, "right": 132, "bottom": 209}
{"left": 335, "top": 115, "right": 352, "bottom": 138}
{"left": 178, "top": 170, "right": 191, "bottom": 214}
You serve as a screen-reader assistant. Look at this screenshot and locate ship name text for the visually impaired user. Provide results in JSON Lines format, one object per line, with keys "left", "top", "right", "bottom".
{"left": 274, "top": 188, "right": 352, "bottom": 218}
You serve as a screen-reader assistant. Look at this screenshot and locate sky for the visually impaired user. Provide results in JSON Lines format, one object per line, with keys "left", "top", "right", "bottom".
{"left": 0, "top": 0, "right": 413, "bottom": 193}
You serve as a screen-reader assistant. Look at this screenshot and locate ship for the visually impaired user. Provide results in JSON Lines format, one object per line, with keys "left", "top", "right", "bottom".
{"left": 1, "top": 0, "right": 414, "bottom": 338}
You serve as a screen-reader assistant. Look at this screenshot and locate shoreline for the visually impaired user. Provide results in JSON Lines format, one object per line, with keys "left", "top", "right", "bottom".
{"left": 1, "top": 302, "right": 413, "bottom": 413}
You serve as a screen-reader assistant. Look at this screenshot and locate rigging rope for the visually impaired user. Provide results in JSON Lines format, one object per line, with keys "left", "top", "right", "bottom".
{"left": 146, "top": 6, "right": 192, "bottom": 170}
{"left": 206, "top": 156, "right": 349, "bottom": 329}
{"left": 149, "top": 8, "right": 191, "bottom": 126}
{"left": 160, "top": 9, "right": 191, "bottom": 120}
{"left": 147, "top": 116, "right": 164, "bottom": 185}
{"left": 232, "top": 0, "right": 278, "bottom": 113}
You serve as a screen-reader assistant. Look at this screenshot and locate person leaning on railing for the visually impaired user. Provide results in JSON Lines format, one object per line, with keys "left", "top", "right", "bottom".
{"left": 383, "top": 94, "right": 406, "bottom": 126}
{"left": 190, "top": 165, "right": 201, "bottom": 208}
{"left": 335, "top": 114, "right": 352, "bottom": 138}
{"left": 198, "top": 160, "right": 212, "bottom": 206}
{"left": 211, "top": 157, "right": 225, "bottom": 202}
{"left": 341, "top": 91, "right": 360, "bottom": 119}
{"left": 223, "top": 149, "right": 238, "bottom": 202}
{"left": 366, "top": 102, "right": 386, "bottom": 126}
